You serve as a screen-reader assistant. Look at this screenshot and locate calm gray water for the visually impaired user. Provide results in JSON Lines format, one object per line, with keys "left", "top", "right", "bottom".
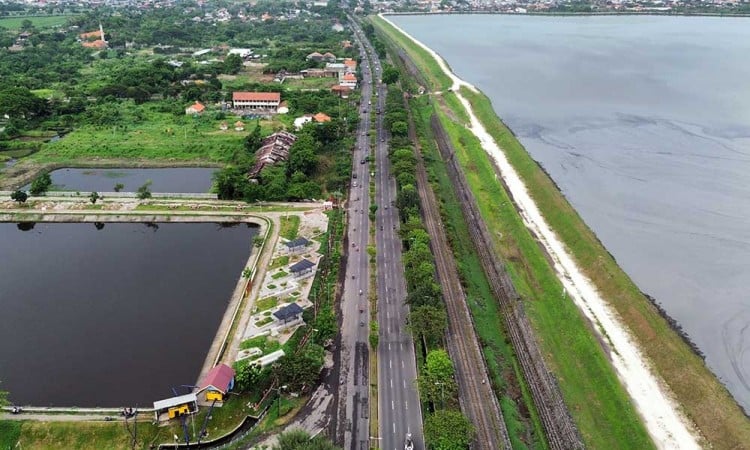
{"left": 21, "top": 167, "right": 217, "bottom": 193}
{"left": 0, "top": 222, "right": 256, "bottom": 407}
{"left": 391, "top": 14, "right": 750, "bottom": 410}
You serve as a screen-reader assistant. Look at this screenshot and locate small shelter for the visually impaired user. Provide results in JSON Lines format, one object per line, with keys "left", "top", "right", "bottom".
{"left": 235, "top": 120, "right": 245, "bottom": 131}
{"left": 289, "top": 258, "right": 315, "bottom": 278}
{"left": 153, "top": 393, "right": 198, "bottom": 421}
{"left": 273, "top": 303, "right": 304, "bottom": 324}
{"left": 196, "top": 363, "right": 235, "bottom": 406}
{"left": 185, "top": 101, "right": 205, "bottom": 115}
{"left": 284, "top": 237, "right": 310, "bottom": 254}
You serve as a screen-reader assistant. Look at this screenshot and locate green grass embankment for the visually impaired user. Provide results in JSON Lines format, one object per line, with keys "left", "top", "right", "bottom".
{"left": 371, "top": 15, "right": 452, "bottom": 92}
{"left": 433, "top": 103, "right": 653, "bottom": 449}
{"left": 0, "top": 15, "right": 72, "bottom": 29}
{"left": 460, "top": 87, "right": 750, "bottom": 448}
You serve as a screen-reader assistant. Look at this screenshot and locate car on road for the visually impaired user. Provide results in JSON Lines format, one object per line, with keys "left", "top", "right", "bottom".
{"left": 360, "top": 159, "right": 366, "bottom": 164}
{"left": 381, "top": 137, "right": 385, "bottom": 142}
{"left": 353, "top": 181, "right": 358, "bottom": 187}
{"left": 353, "top": 173, "right": 358, "bottom": 179}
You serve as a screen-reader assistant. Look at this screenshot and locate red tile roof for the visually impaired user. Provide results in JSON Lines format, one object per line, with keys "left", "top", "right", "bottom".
{"left": 189, "top": 101, "right": 205, "bottom": 112}
{"left": 342, "top": 73, "right": 356, "bottom": 81}
{"left": 343, "top": 58, "right": 357, "bottom": 68}
{"left": 331, "top": 85, "right": 352, "bottom": 92}
{"left": 313, "top": 112, "right": 331, "bottom": 123}
{"left": 233, "top": 92, "right": 281, "bottom": 102}
{"left": 198, "top": 364, "right": 235, "bottom": 393}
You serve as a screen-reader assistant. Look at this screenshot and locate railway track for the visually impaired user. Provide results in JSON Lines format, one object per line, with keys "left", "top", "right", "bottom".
{"left": 406, "top": 99, "right": 512, "bottom": 450}
{"left": 430, "top": 114, "right": 583, "bottom": 450}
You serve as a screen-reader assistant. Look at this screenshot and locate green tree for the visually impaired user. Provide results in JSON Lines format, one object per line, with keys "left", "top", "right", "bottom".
{"left": 424, "top": 410, "right": 475, "bottom": 450}
{"left": 382, "top": 65, "right": 399, "bottom": 84}
{"left": 224, "top": 54, "right": 243, "bottom": 74}
{"left": 29, "top": 172, "right": 52, "bottom": 196}
{"left": 234, "top": 359, "right": 262, "bottom": 391}
{"left": 113, "top": 183, "right": 125, "bottom": 192}
{"left": 391, "top": 120, "right": 408, "bottom": 137}
{"left": 408, "top": 305, "right": 447, "bottom": 349}
{"left": 10, "top": 190, "right": 27, "bottom": 203}
{"left": 275, "top": 343, "right": 324, "bottom": 392}
{"left": 89, "top": 191, "right": 100, "bottom": 204}
{"left": 287, "top": 133, "right": 319, "bottom": 176}
{"left": 244, "top": 121, "right": 263, "bottom": 153}
{"left": 418, "top": 349, "right": 458, "bottom": 408}
{"left": 136, "top": 180, "right": 152, "bottom": 199}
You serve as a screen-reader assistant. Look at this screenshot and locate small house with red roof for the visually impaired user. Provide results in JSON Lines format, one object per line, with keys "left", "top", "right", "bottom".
{"left": 341, "top": 72, "right": 357, "bottom": 89}
{"left": 196, "top": 364, "right": 235, "bottom": 406}
{"left": 331, "top": 85, "right": 352, "bottom": 98}
{"left": 185, "top": 101, "right": 205, "bottom": 115}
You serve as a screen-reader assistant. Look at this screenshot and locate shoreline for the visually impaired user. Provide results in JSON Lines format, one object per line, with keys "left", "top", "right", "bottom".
{"left": 383, "top": 10, "right": 750, "bottom": 18}
{"left": 378, "top": 13, "right": 701, "bottom": 448}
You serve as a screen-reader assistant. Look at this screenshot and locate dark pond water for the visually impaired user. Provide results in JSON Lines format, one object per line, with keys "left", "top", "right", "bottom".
{"left": 392, "top": 14, "right": 750, "bottom": 410}
{"left": 0, "top": 222, "right": 257, "bottom": 407}
{"left": 22, "top": 167, "right": 218, "bottom": 193}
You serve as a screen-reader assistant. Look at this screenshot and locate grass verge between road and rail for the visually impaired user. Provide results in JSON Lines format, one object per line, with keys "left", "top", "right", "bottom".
{"left": 459, "top": 86, "right": 750, "bottom": 448}
{"left": 408, "top": 94, "right": 547, "bottom": 450}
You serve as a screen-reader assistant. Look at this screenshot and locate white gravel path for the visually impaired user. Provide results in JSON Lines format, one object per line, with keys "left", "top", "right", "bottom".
{"left": 379, "top": 13, "right": 701, "bottom": 450}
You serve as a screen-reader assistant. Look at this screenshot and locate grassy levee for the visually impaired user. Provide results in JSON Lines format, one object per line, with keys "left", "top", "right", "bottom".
{"left": 433, "top": 103, "right": 652, "bottom": 449}
{"left": 460, "top": 87, "right": 750, "bottom": 448}
{"left": 370, "top": 16, "right": 452, "bottom": 92}
{"left": 410, "top": 94, "right": 547, "bottom": 450}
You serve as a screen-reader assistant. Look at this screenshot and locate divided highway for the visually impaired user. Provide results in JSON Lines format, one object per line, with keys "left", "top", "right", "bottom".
{"left": 336, "top": 24, "right": 374, "bottom": 450}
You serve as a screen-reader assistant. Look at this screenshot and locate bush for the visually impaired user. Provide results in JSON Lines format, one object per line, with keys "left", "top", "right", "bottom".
{"left": 29, "top": 172, "right": 52, "bottom": 195}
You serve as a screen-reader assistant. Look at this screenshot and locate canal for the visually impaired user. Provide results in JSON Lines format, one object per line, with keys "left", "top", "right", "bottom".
{"left": 0, "top": 221, "right": 257, "bottom": 407}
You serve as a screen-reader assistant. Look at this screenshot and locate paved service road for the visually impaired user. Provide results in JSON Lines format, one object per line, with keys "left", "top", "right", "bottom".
{"left": 337, "top": 22, "right": 374, "bottom": 450}
{"left": 351, "top": 19, "right": 426, "bottom": 450}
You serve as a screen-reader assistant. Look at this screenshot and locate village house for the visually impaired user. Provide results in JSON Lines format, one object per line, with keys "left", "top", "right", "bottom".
{"left": 249, "top": 131, "right": 298, "bottom": 177}
{"left": 343, "top": 58, "right": 357, "bottom": 72}
{"left": 331, "top": 85, "right": 352, "bottom": 98}
{"left": 185, "top": 101, "right": 205, "bottom": 115}
{"left": 278, "top": 101, "right": 289, "bottom": 114}
{"left": 294, "top": 112, "right": 331, "bottom": 130}
{"left": 284, "top": 237, "right": 310, "bottom": 254}
{"left": 232, "top": 92, "right": 281, "bottom": 111}
{"left": 195, "top": 363, "right": 235, "bottom": 406}
{"left": 289, "top": 259, "right": 316, "bottom": 279}
{"left": 306, "top": 51, "right": 323, "bottom": 62}
{"left": 340, "top": 72, "right": 358, "bottom": 89}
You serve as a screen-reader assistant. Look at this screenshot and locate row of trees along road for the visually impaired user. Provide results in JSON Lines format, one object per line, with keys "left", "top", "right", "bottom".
{"left": 381, "top": 82, "right": 474, "bottom": 448}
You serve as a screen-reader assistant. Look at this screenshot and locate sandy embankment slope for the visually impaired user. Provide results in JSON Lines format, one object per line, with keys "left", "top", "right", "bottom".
{"left": 379, "top": 13, "right": 701, "bottom": 450}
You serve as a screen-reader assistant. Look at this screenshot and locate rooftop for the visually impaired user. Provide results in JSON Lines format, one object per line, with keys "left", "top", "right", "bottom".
{"left": 289, "top": 258, "right": 315, "bottom": 273}
{"left": 284, "top": 237, "right": 310, "bottom": 248}
{"left": 273, "top": 303, "right": 304, "bottom": 321}
{"left": 198, "top": 364, "right": 235, "bottom": 393}
{"left": 153, "top": 393, "right": 197, "bottom": 410}
{"left": 233, "top": 92, "right": 281, "bottom": 102}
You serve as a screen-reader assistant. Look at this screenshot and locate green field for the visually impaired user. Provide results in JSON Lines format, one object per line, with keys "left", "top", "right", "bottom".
{"left": 0, "top": 15, "right": 71, "bottom": 30}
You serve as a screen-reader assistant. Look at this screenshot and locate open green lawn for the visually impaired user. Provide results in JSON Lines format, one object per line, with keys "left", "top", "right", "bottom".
{"left": 282, "top": 77, "right": 339, "bottom": 90}
{"left": 279, "top": 215, "right": 301, "bottom": 240}
{"left": 0, "top": 15, "right": 72, "bottom": 29}
{"left": 31, "top": 114, "right": 244, "bottom": 164}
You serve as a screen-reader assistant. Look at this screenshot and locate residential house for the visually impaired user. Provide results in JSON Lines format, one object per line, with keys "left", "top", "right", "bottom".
{"left": 313, "top": 112, "right": 331, "bottom": 123}
{"left": 289, "top": 259, "right": 316, "bottom": 279}
{"left": 249, "top": 131, "right": 298, "bottom": 177}
{"left": 185, "top": 101, "right": 205, "bottom": 115}
{"left": 284, "top": 237, "right": 310, "bottom": 254}
{"left": 341, "top": 72, "right": 357, "bottom": 89}
{"left": 195, "top": 364, "right": 235, "bottom": 406}
{"left": 278, "top": 101, "right": 289, "bottom": 114}
{"left": 232, "top": 92, "right": 281, "bottom": 111}
{"left": 306, "top": 51, "right": 324, "bottom": 62}
{"left": 294, "top": 116, "right": 313, "bottom": 130}
{"left": 322, "top": 52, "right": 337, "bottom": 63}
{"left": 331, "top": 85, "right": 352, "bottom": 98}
{"left": 273, "top": 302, "right": 305, "bottom": 323}
{"left": 343, "top": 58, "right": 357, "bottom": 72}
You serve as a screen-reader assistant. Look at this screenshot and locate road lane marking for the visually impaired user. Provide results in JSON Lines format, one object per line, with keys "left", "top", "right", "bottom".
{"left": 390, "top": 379, "right": 393, "bottom": 388}
{"left": 405, "top": 400, "right": 408, "bottom": 410}
{"left": 389, "top": 359, "right": 392, "bottom": 369}
{"left": 391, "top": 401, "right": 394, "bottom": 410}
{"left": 402, "top": 360, "right": 405, "bottom": 368}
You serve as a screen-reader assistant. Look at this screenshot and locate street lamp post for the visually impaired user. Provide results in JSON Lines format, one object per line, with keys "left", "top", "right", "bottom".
{"left": 435, "top": 382, "right": 445, "bottom": 409}
{"left": 274, "top": 384, "right": 288, "bottom": 418}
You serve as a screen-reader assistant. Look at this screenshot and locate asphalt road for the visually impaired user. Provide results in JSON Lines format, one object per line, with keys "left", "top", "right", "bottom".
{"left": 353, "top": 20, "right": 426, "bottom": 450}
{"left": 337, "top": 24, "right": 374, "bottom": 450}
